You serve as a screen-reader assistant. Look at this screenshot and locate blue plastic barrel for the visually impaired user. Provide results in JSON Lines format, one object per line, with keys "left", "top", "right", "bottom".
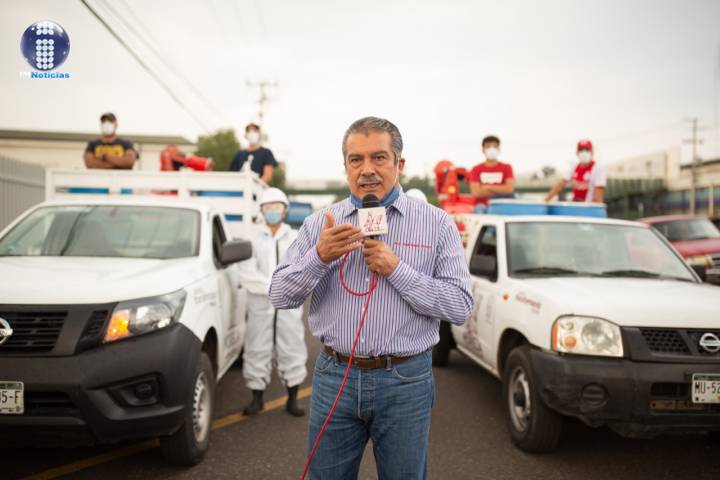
{"left": 548, "top": 202, "right": 607, "bottom": 218}
{"left": 487, "top": 199, "right": 548, "bottom": 215}
{"left": 66, "top": 187, "right": 110, "bottom": 194}
{"left": 193, "top": 191, "right": 244, "bottom": 197}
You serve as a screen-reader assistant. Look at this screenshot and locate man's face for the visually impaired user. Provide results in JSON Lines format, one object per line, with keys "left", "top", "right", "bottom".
{"left": 261, "top": 202, "right": 286, "bottom": 225}
{"left": 246, "top": 127, "right": 261, "bottom": 145}
{"left": 577, "top": 148, "right": 593, "bottom": 164}
{"left": 482, "top": 141, "right": 500, "bottom": 160}
{"left": 344, "top": 131, "right": 404, "bottom": 200}
{"left": 101, "top": 120, "right": 116, "bottom": 136}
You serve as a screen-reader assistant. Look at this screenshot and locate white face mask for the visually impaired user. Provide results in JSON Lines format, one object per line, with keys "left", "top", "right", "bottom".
{"left": 577, "top": 151, "right": 593, "bottom": 164}
{"left": 101, "top": 122, "right": 115, "bottom": 136}
{"left": 484, "top": 147, "right": 499, "bottom": 161}
{"left": 246, "top": 131, "right": 260, "bottom": 145}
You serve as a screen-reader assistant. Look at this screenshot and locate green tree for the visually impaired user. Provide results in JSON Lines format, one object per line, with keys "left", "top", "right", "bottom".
{"left": 195, "top": 129, "right": 240, "bottom": 171}
{"left": 402, "top": 174, "right": 431, "bottom": 191}
{"left": 270, "top": 162, "right": 287, "bottom": 190}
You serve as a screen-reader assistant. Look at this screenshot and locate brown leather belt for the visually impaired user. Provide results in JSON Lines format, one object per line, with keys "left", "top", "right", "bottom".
{"left": 323, "top": 346, "right": 413, "bottom": 369}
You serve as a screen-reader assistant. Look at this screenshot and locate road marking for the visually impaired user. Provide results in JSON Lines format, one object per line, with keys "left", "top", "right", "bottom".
{"left": 21, "top": 387, "right": 313, "bottom": 480}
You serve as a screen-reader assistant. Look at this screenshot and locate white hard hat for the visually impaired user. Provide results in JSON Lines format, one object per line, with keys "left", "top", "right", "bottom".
{"left": 405, "top": 188, "right": 428, "bottom": 203}
{"left": 260, "top": 187, "right": 289, "bottom": 207}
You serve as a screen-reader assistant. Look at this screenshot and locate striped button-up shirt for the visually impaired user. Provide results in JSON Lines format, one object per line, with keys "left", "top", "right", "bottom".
{"left": 269, "top": 193, "right": 473, "bottom": 357}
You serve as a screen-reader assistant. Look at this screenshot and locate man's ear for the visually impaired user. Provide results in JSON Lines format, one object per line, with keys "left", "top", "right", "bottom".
{"left": 398, "top": 157, "right": 406, "bottom": 174}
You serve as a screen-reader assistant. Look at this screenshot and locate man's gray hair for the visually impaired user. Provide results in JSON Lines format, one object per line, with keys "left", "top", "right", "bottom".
{"left": 342, "top": 116, "right": 403, "bottom": 164}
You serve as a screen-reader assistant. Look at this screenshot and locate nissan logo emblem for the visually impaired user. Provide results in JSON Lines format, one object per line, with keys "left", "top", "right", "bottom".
{"left": 0, "top": 318, "right": 13, "bottom": 346}
{"left": 699, "top": 333, "right": 720, "bottom": 354}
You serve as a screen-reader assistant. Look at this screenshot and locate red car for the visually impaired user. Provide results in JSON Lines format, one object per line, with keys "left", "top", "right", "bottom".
{"left": 638, "top": 214, "right": 720, "bottom": 284}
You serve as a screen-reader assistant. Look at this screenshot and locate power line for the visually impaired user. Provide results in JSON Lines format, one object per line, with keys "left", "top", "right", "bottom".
{"left": 79, "top": 0, "right": 211, "bottom": 132}
{"left": 102, "top": 0, "right": 231, "bottom": 126}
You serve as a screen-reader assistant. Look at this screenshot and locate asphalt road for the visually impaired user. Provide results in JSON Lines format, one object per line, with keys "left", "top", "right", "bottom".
{"left": 6, "top": 336, "right": 720, "bottom": 480}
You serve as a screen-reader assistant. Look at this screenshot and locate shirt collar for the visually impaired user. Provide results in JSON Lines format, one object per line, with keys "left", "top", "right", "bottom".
{"left": 339, "top": 192, "right": 409, "bottom": 218}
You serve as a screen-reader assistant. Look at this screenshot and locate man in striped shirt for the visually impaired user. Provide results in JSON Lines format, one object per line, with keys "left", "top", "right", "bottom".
{"left": 270, "top": 117, "right": 473, "bottom": 479}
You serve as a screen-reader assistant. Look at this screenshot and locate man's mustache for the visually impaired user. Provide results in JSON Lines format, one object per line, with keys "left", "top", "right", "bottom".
{"left": 358, "top": 175, "right": 383, "bottom": 185}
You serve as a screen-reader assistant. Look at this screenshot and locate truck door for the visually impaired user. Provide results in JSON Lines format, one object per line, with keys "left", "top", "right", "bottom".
{"left": 462, "top": 224, "right": 499, "bottom": 363}
{"left": 211, "top": 215, "right": 245, "bottom": 373}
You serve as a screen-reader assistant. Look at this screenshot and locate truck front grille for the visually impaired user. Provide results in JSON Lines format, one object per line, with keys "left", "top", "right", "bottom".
{"left": 0, "top": 310, "right": 67, "bottom": 354}
{"left": 0, "top": 306, "right": 113, "bottom": 356}
{"left": 640, "top": 328, "right": 720, "bottom": 358}
{"left": 710, "top": 254, "right": 720, "bottom": 268}
{"left": 640, "top": 329, "right": 690, "bottom": 354}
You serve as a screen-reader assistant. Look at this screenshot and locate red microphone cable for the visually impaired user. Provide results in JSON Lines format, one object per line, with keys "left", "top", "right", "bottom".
{"left": 300, "top": 250, "right": 379, "bottom": 480}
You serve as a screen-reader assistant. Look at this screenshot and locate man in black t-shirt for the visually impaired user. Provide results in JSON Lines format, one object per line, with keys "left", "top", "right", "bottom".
{"left": 229, "top": 123, "right": 277, "bottom": 183}
{"left": 84, "top": 112, "right": 137, "bottom": 169}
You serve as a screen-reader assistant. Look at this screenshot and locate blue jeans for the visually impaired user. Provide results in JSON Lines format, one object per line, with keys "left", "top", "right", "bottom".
{"left": 307, "top": 350, "right": 435, "bottom": 480}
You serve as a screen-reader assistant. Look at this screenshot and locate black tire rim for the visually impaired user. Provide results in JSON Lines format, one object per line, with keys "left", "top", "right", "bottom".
{"left": 508, "top": 365, "right": 532, "bottom": 433}
{"left": 192, "top": 370, "right": 212, "bottom": 444}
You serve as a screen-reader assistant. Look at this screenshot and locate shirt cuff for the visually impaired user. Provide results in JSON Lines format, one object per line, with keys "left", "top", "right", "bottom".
{"left": 303, "top": 246, "right": 332, "bottom": 278}
{"left": 387, "top": 260, "right": 419, "bottom": 293}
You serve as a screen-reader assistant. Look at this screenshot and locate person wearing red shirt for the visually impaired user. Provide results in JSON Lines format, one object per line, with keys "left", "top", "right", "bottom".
{"left": 546, "top": 139, "right": 606, "bottom": 203}
{"left": 468, "top": 135, "right": 516, "bottom": 206}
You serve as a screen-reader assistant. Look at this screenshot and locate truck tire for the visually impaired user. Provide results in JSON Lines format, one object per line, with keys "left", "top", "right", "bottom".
{"left": 160, "top": 352, "right": 215, "bottom": 466}
{"left": 432, "top": 321, "right": 454, "bottom": 366}
{"left": 502, "top": 345, "right": 562, "bottom": 452}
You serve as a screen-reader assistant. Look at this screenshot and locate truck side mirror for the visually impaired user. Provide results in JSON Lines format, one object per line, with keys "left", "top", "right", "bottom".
{"left": 470, "top": 254, "right": 497, "bottom": 279}
{"left": 691, "top": 264, "right": 707, "bottom": 282}
{"left": 220, "top": 239, "right": 252, "bottom": 266}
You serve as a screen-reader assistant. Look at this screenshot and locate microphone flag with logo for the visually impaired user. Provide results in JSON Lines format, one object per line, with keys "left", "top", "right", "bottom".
{"left": 358, "top": 194, "right": 388, "bottom": 236}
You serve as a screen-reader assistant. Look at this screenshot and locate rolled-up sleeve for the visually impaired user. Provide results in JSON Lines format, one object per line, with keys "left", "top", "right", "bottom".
{"left": 387, "top": 215, "right": 473, "bottom": 325}
{"left": 270, "top": 214, "right": 330, "bottom": 309}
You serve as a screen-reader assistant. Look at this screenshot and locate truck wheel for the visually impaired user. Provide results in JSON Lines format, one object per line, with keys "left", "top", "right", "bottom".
{"left": 160, "top": 352, "right": 215, "bottom": 466}
{"left": 502, "top": 345, "right": 562, "bottom": 452}
{"left": 432, "top": 321, "right": 454, "bottom": 366}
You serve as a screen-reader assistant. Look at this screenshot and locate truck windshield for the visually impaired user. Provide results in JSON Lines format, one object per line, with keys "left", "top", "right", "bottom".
{"left": 506, "top": 222, "right": 695, "bottom": 282}
{"left": 0, "top": 205, "right": 200, "bottom": 259}
{"left": 651, "top": 218, "right": 720, "bottom": 242}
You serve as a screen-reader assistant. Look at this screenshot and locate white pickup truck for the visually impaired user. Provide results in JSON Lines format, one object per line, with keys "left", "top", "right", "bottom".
{"left": 0, "top": 169, "right": 264, "bottom": 465}
{"left": 434, "top": 212, "right": 720, "bottom": 452}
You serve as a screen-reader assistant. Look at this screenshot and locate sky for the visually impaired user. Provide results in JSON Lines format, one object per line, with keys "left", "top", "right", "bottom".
{"left": 2, "top": 0, "right": 720, "bottom": 182}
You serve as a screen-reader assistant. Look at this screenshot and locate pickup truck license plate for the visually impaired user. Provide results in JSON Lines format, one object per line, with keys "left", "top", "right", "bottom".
{"left": 692, "top": 374, "right": 720, "bottom": 404}
{"left": 0, "top": 381, "right": 24, "bottom": 414}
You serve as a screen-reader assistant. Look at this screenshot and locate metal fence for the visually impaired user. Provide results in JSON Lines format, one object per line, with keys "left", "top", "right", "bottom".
{"left": 0, "top": 155, "right": 45, "bottom": 230}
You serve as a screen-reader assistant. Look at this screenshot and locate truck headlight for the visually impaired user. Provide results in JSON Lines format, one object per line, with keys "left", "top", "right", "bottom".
{"left": 686, "top": 255, "right": 712, "bottom": 268}
{"left": 552, "top": 316, "right": 623, "bottom": 358}
{"left": 104, "top": 289, "right": 186, "bottom": 344}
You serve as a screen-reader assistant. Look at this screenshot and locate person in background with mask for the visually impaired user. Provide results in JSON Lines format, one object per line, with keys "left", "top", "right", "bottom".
{"left": 468, "top": 135, "right": 515, "bottom": 208}
{"left": 229, "top": 123, "right": 277, "bottom": 183}
{"left": 236, "top": 187, "right": 308, "bottom": 417}
{"left": 83, "top": 112, "right": 137, "bottom": 169}
{"left": 546, "top": 139, "right": 606, "bottom": 203}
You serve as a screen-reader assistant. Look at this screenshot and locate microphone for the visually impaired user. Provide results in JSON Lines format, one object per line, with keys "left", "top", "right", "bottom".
{"left": 358, "top": 194, "right": 389, "bottom": 236}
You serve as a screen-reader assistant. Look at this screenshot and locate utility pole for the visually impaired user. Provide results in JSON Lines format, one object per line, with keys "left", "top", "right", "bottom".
{"left": 683, "top": 117, "right": 704, "bottom": 214}
{"left": 246, "top": 80, "right": 278, "bottom": 127}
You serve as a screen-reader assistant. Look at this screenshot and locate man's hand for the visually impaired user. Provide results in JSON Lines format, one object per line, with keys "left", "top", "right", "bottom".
{"left": 363, "top": 239, "right": 399, "bottom": 277}
{"left": 317, "top": 212, "right": 364, "bottom": 263}
{"left": 469, "top": 182, "right": 492, "bottom": 199}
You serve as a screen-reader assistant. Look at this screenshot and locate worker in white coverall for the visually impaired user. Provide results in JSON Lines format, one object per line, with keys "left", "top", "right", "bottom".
{"left": 237, "top": 187, "right": 308, "bottom": 416}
